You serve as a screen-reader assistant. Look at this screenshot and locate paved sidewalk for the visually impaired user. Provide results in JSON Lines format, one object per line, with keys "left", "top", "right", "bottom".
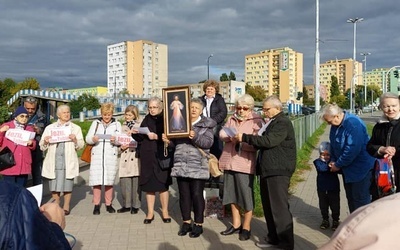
{"left": 60, "top": 125, "right": 348, "bottom": 250}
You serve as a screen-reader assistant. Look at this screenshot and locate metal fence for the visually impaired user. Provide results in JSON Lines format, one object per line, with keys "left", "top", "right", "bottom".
{"left": 291, "top": 112, "right": 324, "bottom": 150}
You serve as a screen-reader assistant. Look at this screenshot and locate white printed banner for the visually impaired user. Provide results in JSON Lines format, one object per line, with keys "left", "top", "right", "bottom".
{"left": 49, "top": 126, "right": 72, "bottom": 143}
{"left": 5, "top": 128, "right": 35, "bottom": 146}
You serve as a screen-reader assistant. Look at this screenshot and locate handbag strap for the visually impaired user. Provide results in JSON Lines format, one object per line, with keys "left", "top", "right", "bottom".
{"left": 196, "top": 146, "right": 209, "bottom": 159}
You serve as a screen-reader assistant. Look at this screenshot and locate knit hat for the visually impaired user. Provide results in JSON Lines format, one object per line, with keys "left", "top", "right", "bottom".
{"left": 13, "top": 106, "right": 28, "bottom": 118}
{"left": 319, "top": 141, "right": 330, "bottom": 154}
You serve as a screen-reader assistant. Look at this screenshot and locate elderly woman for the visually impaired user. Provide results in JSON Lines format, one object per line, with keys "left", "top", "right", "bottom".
{"left": 132, "top": 97, "right": 172, "bottom": 224}
{"left": 219, "top": 94, "right": 264, "bottom": 241}
{"left": 201, "top": 79, "right": 227, "bottom": 159}
{"left": 367, "top": 93, "right": 400, "bottom": 199}
{"left": 162, "top": 98, "right": 216, "bottom": 238}
{"left": 0, "top": 106, "right": 36, "bottom": 187}
{"left": 321, "top": 103, "right": 375, "bottom": 213}
{"left": 86, "top": 102, "right": 122, "bottom": 215}
{"left": 40, "top": 104, "right": 84, "bottom": 215}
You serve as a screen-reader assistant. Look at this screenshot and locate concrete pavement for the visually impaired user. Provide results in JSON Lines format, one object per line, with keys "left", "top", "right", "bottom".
{"left": 59, "top": 125, "right": 349, "bottom": 250}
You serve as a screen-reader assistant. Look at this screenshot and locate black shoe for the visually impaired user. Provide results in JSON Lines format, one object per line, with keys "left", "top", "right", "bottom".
{"left": 117, "top": 207, "right": 130, "bottom": 213}
{"left": 332, "top": 220, "right": 340, "bottom": 231}
{"left": 189, "top": 224, "right": 203, "bottom": 238}
{"left": 106, "top": 205, "right": 116, "bottom": 213}
{"left": 162, "top": 216, "right": 172, "bottom": 223}
{"left": 320, "top": 219, "right": 330, "bottom": 229}
{"left": 93, "top": 205, "right": 100, "bottom": 215}
{"left": 220, "top": 225, "right": 242, "bottom": 235}
{"left": 239, "top": 229, "right": 251, "bottom": 241}
{"left": 178, "top": 223, "right": 192, "bottom": 236}
{"left": 143, "top": 216, "right": 154, "bottom": 224}
{"left": 131, "top": 207, "right": 139, "bottom": 214}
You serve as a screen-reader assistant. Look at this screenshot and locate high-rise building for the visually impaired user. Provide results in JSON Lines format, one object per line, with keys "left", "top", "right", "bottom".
{"left": 319, "top": 58, "right": 362, "bottom": 101}
{"left": 107, "top": 40, "right": 168, "bottom": 97}
{"left": 245, "top": 47, "right": 303, "bottom": 103}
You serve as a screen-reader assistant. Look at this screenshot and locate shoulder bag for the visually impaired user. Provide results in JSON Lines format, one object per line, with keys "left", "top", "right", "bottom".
{"left": 81, "top": 123, "right": 99, "bottom": 163}
{"left": 0, "top": 146, "right": 16, "bottom": 170}
{"left": 197, "top": 147, "right": 222, "bottom": 178}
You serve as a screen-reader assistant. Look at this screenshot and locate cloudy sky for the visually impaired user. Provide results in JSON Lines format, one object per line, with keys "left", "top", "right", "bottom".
{"left": 0, "top": 0, "right": 399, "bottom": 89}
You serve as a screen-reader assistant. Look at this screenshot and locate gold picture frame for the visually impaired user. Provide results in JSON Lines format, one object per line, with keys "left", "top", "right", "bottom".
{"left": 163, "top": 86, "right": 191, "bottom": 138}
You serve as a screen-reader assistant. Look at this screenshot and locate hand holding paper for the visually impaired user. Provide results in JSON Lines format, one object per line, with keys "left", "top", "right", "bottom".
{"left": 223, "top": 127, "right": 238, "bottom": 138}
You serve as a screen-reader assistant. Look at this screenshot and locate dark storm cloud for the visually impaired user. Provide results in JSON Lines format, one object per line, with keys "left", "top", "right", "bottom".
{"left": 0, "top": 0, "right": 398, "bottom": 88}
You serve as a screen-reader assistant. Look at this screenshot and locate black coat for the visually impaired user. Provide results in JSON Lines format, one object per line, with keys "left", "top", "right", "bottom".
{"left": 367, "top": 118, "right": 400, "bottom": 188}
{"left": 242, "top": 112, "right": 297, "bottom": 178}
{"left": 132, "top": 113, "right": 171, "bottom": 187}
{"left": 200, "top": 93, "right": 227, "bottom": 126}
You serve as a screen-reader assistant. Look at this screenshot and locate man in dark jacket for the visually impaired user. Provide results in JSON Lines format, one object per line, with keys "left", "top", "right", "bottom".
{"left": 24, "top": 96, "right": 48, "bottom": 185}
{"left": 237, "top": 95, "right": 296, "bottom": 250}
{"left": 200, "top": 79, "right": 227, "bottom": 159}
{"left": 0, "top": 180, "right": 71, "bottom": 249}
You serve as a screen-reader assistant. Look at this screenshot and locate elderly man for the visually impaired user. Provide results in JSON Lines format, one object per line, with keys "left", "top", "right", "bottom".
{"left": 321, "top": 104, "right": 375, "bottom": 213}
{"left": 24, "top": 96, "right": 48, "bottom": 185}
{"left": 236, "top": 95, "right": 296, "bottom": 250}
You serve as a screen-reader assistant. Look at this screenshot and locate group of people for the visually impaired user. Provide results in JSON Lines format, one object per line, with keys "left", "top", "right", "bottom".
{"left": 315, "top": 92, "right": 400, "bottom": 249}
{"left": 0, "top": 80, "right": 300, "bottom": 249}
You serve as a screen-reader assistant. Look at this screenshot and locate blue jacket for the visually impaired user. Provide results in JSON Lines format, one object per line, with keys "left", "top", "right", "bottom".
{"left": 329, "top": 112, "right": 375, "bottom": 183}
{"left": 0, "top": 180, "right": 71, "bottom": 250}
{"left": 313, "top": 158, "right": 340, "bottom": 192}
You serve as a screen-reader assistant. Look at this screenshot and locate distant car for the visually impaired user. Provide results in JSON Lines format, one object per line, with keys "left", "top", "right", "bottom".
{"left": 302, "top": 106, "right": 315, "bottom": 115}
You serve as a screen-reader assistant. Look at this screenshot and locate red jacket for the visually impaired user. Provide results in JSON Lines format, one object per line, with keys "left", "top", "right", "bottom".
{"left": 0, "top": 121, "right": 36, "bottom": 176}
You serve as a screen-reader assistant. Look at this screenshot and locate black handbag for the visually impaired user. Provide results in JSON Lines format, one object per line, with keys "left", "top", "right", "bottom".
{"left": 0, "top": 146, "right": 16, "bottom": 170}
{"left": 157, "top": 143, "right": 174, "bottom": 171}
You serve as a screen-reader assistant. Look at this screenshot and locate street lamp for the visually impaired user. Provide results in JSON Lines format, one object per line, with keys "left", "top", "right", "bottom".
{"left": 207, "top": 54, "right": 213, "bottom": 80}
{"left": 114, "top": 72, "right": 117, "bottom": 102}
{"left": 360, "top": 52, "right": 371, "bottom": 105}
{"left": 315, "top": 0, "right": 320, "bottom": 111}
{"left": 347, "top": 17, "right": 363, "bottom": 113}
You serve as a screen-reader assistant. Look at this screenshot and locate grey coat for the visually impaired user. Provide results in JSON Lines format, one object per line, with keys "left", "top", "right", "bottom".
{"left": 171, "top": 117, "right": 216, "bottom": 180}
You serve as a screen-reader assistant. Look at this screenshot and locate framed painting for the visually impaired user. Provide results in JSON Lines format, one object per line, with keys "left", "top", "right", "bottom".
{"left": 163, "top": 86, "right": 191, "bottom": 138}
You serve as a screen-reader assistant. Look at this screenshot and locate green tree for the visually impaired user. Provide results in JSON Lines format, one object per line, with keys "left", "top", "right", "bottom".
{"left": 245, "top": 83, "right": 267, "bottom": 102}
{"left": 0, "top": 106, "right": 10, "bottom": 124}
{"left": 367, "top": 84, "right": 382, "bottom": 105}
{"left": 69, "top": 93, "right": 101, "bottom": 118}
{"left": 0, "top": 78, "right": 17, "bottom": 106}
{"left": 220, "top": 73, "right": 229, "bottom": 81}
{"left": 119, "top": 88, "right": 130, "bottom": 95}
{"left": 330, "top": 95, "right": 348, "bottom": 109}
{"left": 330, "top": 76, "right": 340, "bottom": 98}
{"left": 229, "top": 71, "right": 236, "bottom": 81}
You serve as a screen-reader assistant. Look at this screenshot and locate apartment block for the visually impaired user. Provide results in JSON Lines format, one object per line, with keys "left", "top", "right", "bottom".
{"left": 245, "top": 47, "right": 303, "bottom": 103}
{"left": 304, "top": 85, "right": 315, "bottom": 100}
{"left": 319, "top": 58, "right": 362, "bottom": 101}
{"left": 107, "top": 40, "right": 168, "bottom": 97}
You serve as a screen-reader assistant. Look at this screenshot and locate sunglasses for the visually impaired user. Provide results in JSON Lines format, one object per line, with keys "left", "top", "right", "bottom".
{"left": 25, "top": 97, "right": 37, "bottom": 103}
{"left": 236, "top": 106, "right": 250, "bottom": 111}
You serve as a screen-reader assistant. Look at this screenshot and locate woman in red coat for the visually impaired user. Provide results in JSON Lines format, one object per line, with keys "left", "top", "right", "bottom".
{"left": 0, "top": 106, "right": 36, "bottom": 187}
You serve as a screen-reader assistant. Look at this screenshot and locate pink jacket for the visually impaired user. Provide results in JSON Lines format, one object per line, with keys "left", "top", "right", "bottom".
{"left": 219, "top": 112, "right": 264, "bottom": 174}
{"left": 0, "top": 121, "right": 36, "bottom": 176}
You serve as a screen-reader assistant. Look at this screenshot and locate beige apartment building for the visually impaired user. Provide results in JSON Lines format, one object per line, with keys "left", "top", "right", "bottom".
{"left": 319, "top": 58, "right": 362, "bottom": 101}
{"left": 107, "top": 40, "right": 168, "bottom": 97}
{"left": 364, "top": 68, "right": 390, "bottom": 92}
{"left": 245, "top": 47, "right": 303, "bottom": 103}
{"left": 304, "top": 84, "right": 315, "bottom": 100}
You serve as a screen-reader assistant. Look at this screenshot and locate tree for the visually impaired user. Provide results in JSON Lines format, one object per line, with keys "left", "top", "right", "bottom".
{"left": 69, "top": 93, "right": 101, "bottom": 118}
{"left": 119, "top": 88, "right": 130, "bottom": 95}
{"left": 367, "top": 84, "right": 382, "bottom": 105}
{"left": 229, "top": 71, "right": 236, "bottom": 81}
{"left": 330, "top": 76, "right": 340, "bottom": 98}
{"left": 330, "top": 95, "right": 349, "bottom": 109}
{"left": 245, "top": 83, "right": 267, "bottom": 102}
{"left": 0, "top": 78, "right": 17, "bottom": 106}
{"left": 0, "top": 106, "right": 10, "bottom": 124}
{"left": 220, "top": 73, "right": 229, "bottom": 81}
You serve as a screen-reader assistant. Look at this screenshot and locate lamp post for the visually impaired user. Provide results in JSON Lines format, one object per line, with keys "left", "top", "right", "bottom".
{"left": 207, "top": 54, "right": 213, "bottom": 80}
{"left": 360, "top": 52, "right": 371, "bottom": 105}
{"left": 347, "top": 17, "right": 363, "bottom": 113}
{"left": 114, "top": 72, "right": 117, "bottom": 102}
{"left": 315, "top": 0, "right": 320, "bottom": 111}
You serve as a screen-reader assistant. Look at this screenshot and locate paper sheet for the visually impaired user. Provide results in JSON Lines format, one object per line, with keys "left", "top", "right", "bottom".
{"left": 137, "top": 127, "right": 150, "bottom": 134}
{"left": 223, "top": 127, "right": 237, "bottom": 137}
{"left": 96, "top": 134, "right": 112, "bottom": 140}
{"left": 27, "top": 184, "right": 43, "bottom": 207}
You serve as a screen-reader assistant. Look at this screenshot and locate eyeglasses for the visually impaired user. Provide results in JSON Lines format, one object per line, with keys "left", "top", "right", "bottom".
{"left": 25, "top": 97, "right": 37, "bottom": 103}
{"left": 18, "top": 115, "right": 28, "bottom": 118}
{"left": 262, "top": 107, "right": 272, "bottom": 112}
{"left": 148, "top": 106, "right": 159, "bottom": 109}
{"left": 236, "top": 106, "right": 250, "bottom": 111}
